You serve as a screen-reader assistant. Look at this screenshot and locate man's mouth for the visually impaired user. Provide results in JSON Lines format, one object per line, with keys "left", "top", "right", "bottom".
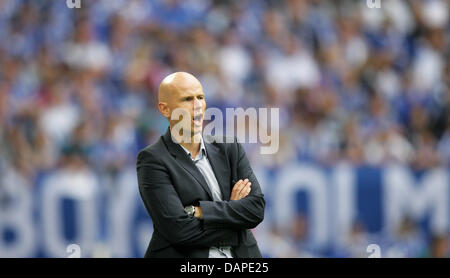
{"left": 193, "top": 114, "right": 203, "bottom": 125}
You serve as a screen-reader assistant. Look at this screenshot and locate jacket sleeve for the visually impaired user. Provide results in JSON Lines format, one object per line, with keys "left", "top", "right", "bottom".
{"left": 137, "top": 150, "right": 238, "bottom": 248}
{"left": 199, "top": 138, "right": 265, "bottom": 230}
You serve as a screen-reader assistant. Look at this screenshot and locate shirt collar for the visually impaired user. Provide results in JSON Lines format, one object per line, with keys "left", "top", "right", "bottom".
{"left": 171, "top": 134, "right": 207, "bottom": 160}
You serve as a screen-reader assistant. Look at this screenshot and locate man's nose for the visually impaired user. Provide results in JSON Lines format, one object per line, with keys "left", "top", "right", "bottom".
{"left": 193, "top": 97, "right": 203, "bottom": 110}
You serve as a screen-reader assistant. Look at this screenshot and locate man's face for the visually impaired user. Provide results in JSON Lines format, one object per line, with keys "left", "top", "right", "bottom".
{"left": 167, "top": 83, "right": 206, "bottom": 138}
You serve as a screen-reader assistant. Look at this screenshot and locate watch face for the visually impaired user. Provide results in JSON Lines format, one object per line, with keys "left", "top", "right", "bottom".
{"left": 185, "top": 206, "right": 194, "bottom": 215}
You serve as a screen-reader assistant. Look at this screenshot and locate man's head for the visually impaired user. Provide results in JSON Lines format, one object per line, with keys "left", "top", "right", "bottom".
{"left": 158, "top": 72, "right": 206, "bottom": 141}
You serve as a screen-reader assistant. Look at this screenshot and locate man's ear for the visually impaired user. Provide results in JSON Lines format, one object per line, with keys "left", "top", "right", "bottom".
{"left": 158, "top": 102, "right": 170, "bottom": 118}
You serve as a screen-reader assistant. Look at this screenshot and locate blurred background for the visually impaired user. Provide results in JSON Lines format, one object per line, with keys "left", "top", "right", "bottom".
{"left": 0, "top": 0, "right": 449, "bottom": 258}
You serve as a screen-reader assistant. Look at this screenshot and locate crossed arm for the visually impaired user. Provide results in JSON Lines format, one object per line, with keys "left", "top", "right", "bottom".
{"left": 194, "top": 178, "right": 253, "bottom": 218}
{"left": 137, "top": 140, "right": 265, "bottom": 248}
{"left": 196, "top": 141, "right": 265, "bottom": 230}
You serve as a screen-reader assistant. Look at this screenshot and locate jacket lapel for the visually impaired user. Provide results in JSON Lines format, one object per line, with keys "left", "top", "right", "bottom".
{"left": 204, "top": 138, "right": 231, "bottom": 201}
{"left": 162, "top": 127, "right": 214, "bottom": 200}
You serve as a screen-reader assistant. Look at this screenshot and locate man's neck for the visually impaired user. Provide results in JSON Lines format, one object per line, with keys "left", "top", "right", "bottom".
{"left": 180, "top": 141, "right": 200, "bottom": 158}
{"left": 170, "top": 129, "right": 202, "bottom": 158}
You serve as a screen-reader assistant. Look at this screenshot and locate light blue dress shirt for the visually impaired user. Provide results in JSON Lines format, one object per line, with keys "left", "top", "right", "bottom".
{"left": 173, "top": 135, "right": 233, "bottom": 258}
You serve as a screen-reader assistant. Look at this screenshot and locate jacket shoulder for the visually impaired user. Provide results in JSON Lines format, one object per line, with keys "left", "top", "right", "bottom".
{"left": 137, "top": 136, "right": 166, "bottom": 162}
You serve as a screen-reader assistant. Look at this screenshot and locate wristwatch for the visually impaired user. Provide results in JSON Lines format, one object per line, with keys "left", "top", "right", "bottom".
{"left": 184, "top": 205, "right": 196, "bottom": 217}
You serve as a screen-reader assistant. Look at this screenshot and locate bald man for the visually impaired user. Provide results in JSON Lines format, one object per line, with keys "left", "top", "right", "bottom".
{"left": 136, "top": 72, "right": 265, "bottom": 258}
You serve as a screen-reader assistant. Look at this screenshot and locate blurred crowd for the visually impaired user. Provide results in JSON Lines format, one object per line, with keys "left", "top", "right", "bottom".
{"left": 0, "top": 0, "right": 449, "bottom": 257}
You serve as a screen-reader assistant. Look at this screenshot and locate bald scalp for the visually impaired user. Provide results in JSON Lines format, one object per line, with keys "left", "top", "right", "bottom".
{"left": 158, "top": 72, "right": 202, "bottom": 103}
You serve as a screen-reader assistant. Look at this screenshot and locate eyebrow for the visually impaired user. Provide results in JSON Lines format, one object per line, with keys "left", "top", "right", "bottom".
{"left": 179, "top": 93, "right": 204, "bottom": 99}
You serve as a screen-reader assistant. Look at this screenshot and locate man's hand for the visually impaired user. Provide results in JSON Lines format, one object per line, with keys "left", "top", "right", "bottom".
{"left": 193, "top": 179, "right": 251, "bottom": 219}
{"left": 230, "top": 179, "right": 251, "bottom": 200}
{"left": 194, "top": 206, "right": 202, "bottom": 218}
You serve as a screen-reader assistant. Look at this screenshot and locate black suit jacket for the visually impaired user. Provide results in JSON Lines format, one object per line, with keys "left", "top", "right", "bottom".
{"left": 136, "top": 127, "right": 265, "bottom": 258}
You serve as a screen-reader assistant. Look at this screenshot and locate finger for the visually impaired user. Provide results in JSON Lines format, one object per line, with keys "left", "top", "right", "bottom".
{"left": 232, "top": 180, "right": 243, "bottom": 192}
{"left": 231, "top": 180, "right": 244, "bottom": 199}
{"left": 238, "top": 180, "right": 250, "bottom": 194}
{"left": 238, "top": 184, "right": 251, "bottom": 199}
{"left": 243, "top": 183, "right": 252, "bottom": 197}
{"left": 232, "top": 179, "right": 250, "bottom": 200}
{"left": 236, "top": 179, "right": 248, "bottom": 193}
{"left": 239, "top": 179, "right": 249, "bottom": 188}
